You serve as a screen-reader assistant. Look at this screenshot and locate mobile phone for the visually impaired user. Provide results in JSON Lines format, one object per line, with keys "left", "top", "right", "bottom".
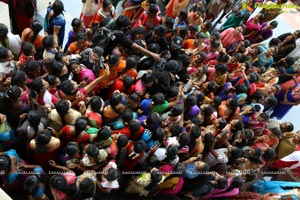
{"left": 84, "top": 77, "right": 89, "bottom": 82}
{"left": 47, "top": 127, "right": 53, "bottom": 131}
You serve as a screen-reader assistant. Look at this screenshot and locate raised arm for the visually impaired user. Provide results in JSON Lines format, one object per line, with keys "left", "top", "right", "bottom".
{"left": 83, "top": 63, "right": 110, "bottom": 94}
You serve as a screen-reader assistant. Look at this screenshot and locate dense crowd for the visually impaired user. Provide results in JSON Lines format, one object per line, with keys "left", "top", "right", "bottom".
{"left": 1, "top": 0, "right": 300, "bottom": 199}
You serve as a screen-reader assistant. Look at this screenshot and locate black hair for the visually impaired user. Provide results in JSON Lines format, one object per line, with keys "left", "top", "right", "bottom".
{"left": 243, "top": 129, "right": 254, "bottom": 140}
{"left": 90, "top": 96, "right": 103, "bottom": 113}
{"left": 86, "top": 144, "right": 100, "bottom": 164}
{"left": 263, "top": 148, "right": 276, "bottom": 162}
{"left": 30, "top": 19, "right": 43, "bottom": 43}
{"left": 201, "top": 104, "right": 214, "bottom": 118}
{"left": 178, "top": 27, "right": 188, "bottom": 38}
{"left": 11, "top": 71, "right": 28, "bottom": 87}
{"left": 121, "top": 109, "right": 133, "bottom": 125}
{"left": 148, "top": 3, "right": 158, "bottom": 15}
{"left": 60, "top": 80, "right": 76, "bottom": 95}
{"left": 96, "top": 127, "right": 112, "bottom": 140}
{"left": 30, "top": 77, "right": 45, "bottom": 98}
{"left": 153, "top": 25, "right": 167, "bottom": 36}
{"left": 204, "top": 20, "right": 212, "bottom": 30}
{"left": 216, "top": 177, "right": 228, "bottom": 189}
{"left": 50, "top": 60, "right": 65, "bottom": 76}
{"left": 235, "top": 84, "right": 248, "bottom": 94}
{"left": 75, "top": 178, "right": 95, "bottom": 200}
{"left": 42, "top": 35, "right": 55, "bottom": 49}
{"left": 106, "top": 168, "right": 120, "bottom": 181}
{"left": 211, "top": 40, "right": 220, "bottom": 49}
{"left": 189, "top": 126, "right": 201, "bottom": 150}
{"left": 165, "top": 145, "right": 178, "bottom": 161}
{"left": 152, "top": 128, "right": 165, "bottom": 142}
{"left": 117, "top": 134, "right": 128, "bottom": 149}
{"left": 185, "top": 94, "right": 198, "bottom": 107}
{"left": 110, "top": 92, "right": 122, "bottom": 108}
{"left": 245, "top": 170, "right": 257, "bottom": 182}
{"left": 133, "top": 27, "right": 146, "bottom": 36}
{"left": 179, "top": 9, "right": 188, "bottom": 20}
{"left": 216, "top": 64, "right": 228, "bottom": 74}
{"left": 281, "top": 122, "right": 294, "bottom": 132}
{"left": 25, "top": 60, "right": 40, "bottom": 75}
{"left": 197, "top": 92, "right": 205, "bottom": 105}
{"left": 152, "top": 92, "right": 165, "bottom": 105}
{"left": 145, "top": 170, "right": 162, "bottom": 193}
{"left": 206, "top": 81, "right": 216, "bottom": 93}
{"left": 166, "top": 85, "right": 179, "bottom": 99}
{"left": 178, "top": 132, "right": 191, "bottom": 148}
{"left": 0, "top": 46, "right": 9, "bottom": 60}
{"left": 0, "top": 23, "right": 8, "bottom": 40}
{"left": 270, "top": 20, "right": 278, "bottom": 28}
{"left": 75, "top": 117, "right": 88, "bottom": 137}
{"left": 66, "top": 142, "right": 79, "bottom": 156}
{"left": 141, "top": 73, "right": 155, "bottom": 85}
{"left": 53, "top": 0, "right": 64, "bottom": 16}
{"left": 71, "top": 18, "right": 82, "bottom": 29}
{"left": 218, "top": 118, "right": 227, "bottom": 130}
{"left": 108, "top": 54, "right": 120, "bottom": 66}
{"left": 133, "top": 139, "right": 146, "bottom": 153}
{"left": 269, "top": 127, "right": 281, "bottom": 138}
{"left": 213, "top": 96, "right": 222, "bottom": 110}
{"left": 259, "top": 112, "right": 270, "bottom": 121}
{"left": 164, "top": 17, "right": 174, "bottom": 28}
{"left": 244, "top": 39, "right": 251, "bottom": 48}
{"left": 23, "top": 175, "right": 39, "bottom": 195}
{"left": 128, "top": 120, "right": 142, "bottom": 138}
{"left": 7, "top": 85, "right": 21, "bottom": 101}
{"left": 51, "top": 174, "right": 67, "bottom": 191}
{"left": 277, "top": 66, "right": 286, "bottom": 76}
{"left": 269, "top": 38, "right": 281, "bottom": 47}
{"left": 102, "top": 0, "right": 112, "bottom": 8}
{"left": 0, "top": 154, "right": 11, "bottom": 170}
{"left": 239, "top": 24, "right": 246, "bottom": 33}
{"left": 216, "top": 176, "right": 243, "bottom": 194}
{"left": 217, "top": 54, "right": 230, "bottom": 63}
{"left": 232, "top": 120, "right": 244, "bottom": 131}
{"left": 227, "top": 98, "right": 239, "bottom": 110}
{"left": 21, "top": 41, "right": 34, "bottom": 57}
{"left": 35, "top": 130, "right": 52, "bottom": 153}
{"left": 123, "top": 75, "right": 134, "bottom": 91}
{"left": 128, "top": 92, "right": 139, "bottom": 103}
{"left": 170, "top": 123, "right": 183, "bottom": 137}
{"left": 211, "top": 31, "right": 221, "bottom": 40}
{"left": 54, "top": 52, "right": 65, "bottom": 61}
{"left": 28, "top": 110, "right": 42, "bottom": 134}
{"left": 145, "top": 112, "right": 161, "bottom": 129}
{"left": 93, "top": 46, "right": 104, "bottom": 57}
{"left": 204, "top": 132, "right": 214, "bottom": 143}
{"left": 147, "top": 43, "right": 160, "bottom": 53}
{"left": 284, "top": 56, "right": 295, "bottom": 66}
{"left": 75, "top": 32, "right": 87, "bottom": 41}
{"left": 116, "top": 15, "right": 131, "bottom": 29}
{"left": 122, "top": 56, "right": 137, "bottom": 74}
{"left": 170, "top": 104, "right": 183, "bottom": 117}
{"left": 230, "top": 147, "right": 243, "bottom": 159}
{"left": 55, "top": 100, "right": 71, "bottom": 125}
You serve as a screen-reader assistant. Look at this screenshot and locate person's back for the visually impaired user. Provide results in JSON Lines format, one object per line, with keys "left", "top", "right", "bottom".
{"left": 45, "top": 0, "right": 66, "bottom": 47}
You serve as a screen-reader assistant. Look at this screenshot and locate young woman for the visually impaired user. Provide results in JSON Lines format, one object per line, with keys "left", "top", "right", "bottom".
{"left": 80, "top": 0, "right": 101, "bottom": 28}
{"left": 29, "top": 130, "right": 61, "bottom": 170}
{"left": 29, "top": 77, "right": 59, "bottom": 110}
{"left": 92, "top": 0, "right": 116, "bottom": 26}
{"left": 69, "top": 58, "right": 96, "bottom": 85}
{"left": 133, "top": 3, "right": 161, "bottom": 32}
{"left": 21, "top": 20, "right": 44, "bottom": 60}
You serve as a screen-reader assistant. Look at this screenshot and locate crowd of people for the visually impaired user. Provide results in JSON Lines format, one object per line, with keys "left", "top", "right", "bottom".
{"left": 1, "top": 0, "right": 300, "bottom": 199}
